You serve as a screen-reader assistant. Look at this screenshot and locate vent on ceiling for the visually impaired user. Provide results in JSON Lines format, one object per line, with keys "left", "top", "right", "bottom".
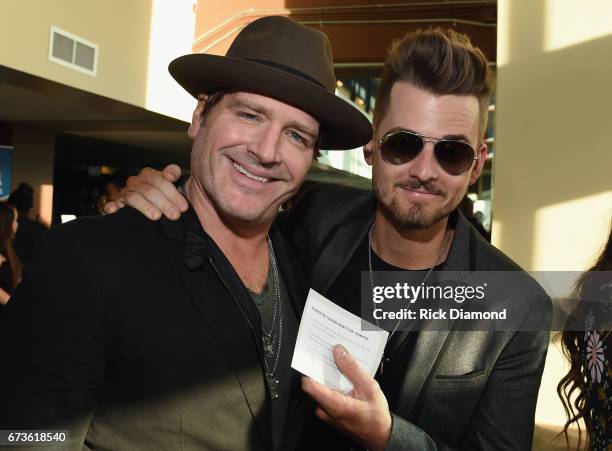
{"left": 49, "top": 26, "right": 98, "bottom": 76}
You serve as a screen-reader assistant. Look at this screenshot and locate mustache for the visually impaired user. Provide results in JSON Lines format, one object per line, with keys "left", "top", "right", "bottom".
{"left": 395, "top": 178, "right": 445, "bottom": 196}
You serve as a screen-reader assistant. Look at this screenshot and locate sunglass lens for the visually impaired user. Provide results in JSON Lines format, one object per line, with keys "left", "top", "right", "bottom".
{"left": 380, "top": 132, "right": 423, "bottom": 165}
{"left": 434, "top": 140, "right": 475, "bottom": 175}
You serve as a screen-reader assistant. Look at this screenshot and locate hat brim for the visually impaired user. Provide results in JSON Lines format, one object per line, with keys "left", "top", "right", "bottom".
{"left": 169, "top": 54, "right": 372, "bottom": 150}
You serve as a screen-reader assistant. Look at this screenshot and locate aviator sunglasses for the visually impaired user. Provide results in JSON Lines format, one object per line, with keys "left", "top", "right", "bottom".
{"left": 379, "top": 129, "right": 478, "bottom": 175}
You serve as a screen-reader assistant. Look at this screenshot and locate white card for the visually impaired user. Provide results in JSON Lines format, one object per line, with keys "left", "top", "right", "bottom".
{"left": 291, "top": 289, "right": 389, "bottom": 394}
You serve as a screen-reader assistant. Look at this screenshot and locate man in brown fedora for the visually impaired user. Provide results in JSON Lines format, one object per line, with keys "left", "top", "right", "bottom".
{"left": 108, "top": 27, "right": 552, "bottom": 450}
{"left": 0, "top": 16, "right": 372, "bottom": 450}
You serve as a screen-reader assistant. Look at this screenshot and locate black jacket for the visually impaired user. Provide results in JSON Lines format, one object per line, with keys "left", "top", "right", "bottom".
{"left": 280, "top": 184, "right": 552, "bottom": 451}
{"left": 0, "top": 207, "right": 310, "bottom": 451}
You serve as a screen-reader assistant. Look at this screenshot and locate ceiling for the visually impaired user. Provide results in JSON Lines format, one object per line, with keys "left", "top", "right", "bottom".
{"left": 0, "top": 64, "right": 191, "bottom": 155}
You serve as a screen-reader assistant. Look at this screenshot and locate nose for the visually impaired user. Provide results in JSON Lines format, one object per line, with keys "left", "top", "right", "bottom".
{"left": 248, "top": 125, "right": 282, "bottom": 166}
{"left": 407, "top": 141, "right": 439, "bottom": 182}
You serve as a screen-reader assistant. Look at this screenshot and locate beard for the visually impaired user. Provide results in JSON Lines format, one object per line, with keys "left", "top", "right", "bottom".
{"left": 373, "top": 176, "right": 461, "bottom": 230}
{"left": 189, "top": 145, "right": 290, "bottom": 226}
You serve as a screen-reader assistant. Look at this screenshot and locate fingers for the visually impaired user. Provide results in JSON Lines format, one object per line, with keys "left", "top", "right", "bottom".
{"left": 148, "top": 166, "right": 189, "bottom": 213}
{"left": 332, "top": 345, "right": 379, "bottom": 399}
{"left": 315, "top": 405, "right": 338, "bottom": 425}
{"left": 301, "top": 375, "right": 328, "bottom": 401}
{"left": 301, "top": 376, "right": 353, "bottom": 419}
{"left": 123, "top": 190, "right": 162, "bottom": 220}
{"left": 123, "top": 167, "right": 187, "bottom": 220}
{"left": 162, "top": 164, "right": 183, "bottom": 183}
{"left": 103, "top": 200, "right": 125, "bottom": 215}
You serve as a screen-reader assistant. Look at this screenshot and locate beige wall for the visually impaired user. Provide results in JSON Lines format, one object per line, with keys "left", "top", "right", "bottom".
{"left": 495, "top": 1, "right": 612, "bottom": 446}
{"left": 11, "top": 125, "right": 55, "bottom": 227}
{"left": 494, "top": 0, "right": 612, "bottom": 272}
{"left": 1, "top": 0, "right": 152, "bottom": 108}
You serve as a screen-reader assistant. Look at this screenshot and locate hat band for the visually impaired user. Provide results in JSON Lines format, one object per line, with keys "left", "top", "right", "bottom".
{"left": 244, "top": 58, "right": 328, "bottom": 90}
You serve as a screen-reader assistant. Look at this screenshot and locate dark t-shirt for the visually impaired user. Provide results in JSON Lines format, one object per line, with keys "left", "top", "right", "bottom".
{"left": 326, "top": 233, "right": 444, "bottom": 407}
{"left": 301, "top": 234, "right": 447, "bottom": 450}
{"left": 248, "top": 267, "right": 298, "bottom": 451}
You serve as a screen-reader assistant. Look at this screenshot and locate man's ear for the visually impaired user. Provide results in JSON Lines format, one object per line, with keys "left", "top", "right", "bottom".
{"left": 363, "top": 138, "right": 375, "bottom": 166}
{"left": 187, "top": 94, "right": 209, "bottom": 139}
{"left": 469, "top": 143, "right": 488, "bottom": 185}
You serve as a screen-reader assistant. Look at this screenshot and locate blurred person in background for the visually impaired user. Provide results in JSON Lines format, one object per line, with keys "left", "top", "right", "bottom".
{"left": 7, "top": 183, "right": 48, "bottom": 269}
{"left": 458, "top": 195, "right": 490, "bottom": 241}
{"left": 558, "top": 221, "right": 611, "bottom": 450}
{"left": 0, "top": 202, "right": 22, "bottom": 310}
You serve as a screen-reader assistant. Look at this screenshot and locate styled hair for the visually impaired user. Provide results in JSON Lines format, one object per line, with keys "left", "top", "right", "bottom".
{"left": 557, "top": 220, "right": 612, "bottom": 450}
{"left": 0, "top": 202, "right": 22, "bottom": 289}
{"left": 373, "top": 28, "right": 493, "bottom": 142}
{"left": 200, "top": 90, "right": 321, "bottom": 158}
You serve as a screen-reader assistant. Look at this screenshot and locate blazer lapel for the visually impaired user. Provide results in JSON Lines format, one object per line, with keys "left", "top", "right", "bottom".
{"left": 392, "top": 329, "right": 454, "bottom": 421}
{"left": 309, "top": 212, "right": 374, "bottom": 295}
{"left": 268, "top": 225, "right": 315, "bottom": 448}
{"left": 159, "top": 213, "right": 273, "bottom": 448}
{"left": 270, "top": 225, "right": 309, "bottom": 319}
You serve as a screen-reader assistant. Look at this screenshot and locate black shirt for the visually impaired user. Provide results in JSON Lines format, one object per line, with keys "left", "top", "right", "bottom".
{"left": 249, "top": 261, "right": 298, "bottom": 451}
{"left": 326, "top": 233, "right": 444, "bottom": 410}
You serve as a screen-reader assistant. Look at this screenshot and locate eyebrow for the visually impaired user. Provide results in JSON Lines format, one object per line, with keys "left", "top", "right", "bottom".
{"left": 232, "top": 98, "right": 319, "bottom": 141}
{"left": 387, "top": 127, "right": 472, "bottom": 144}
{"left": 232, "top": 99, "right": 271, "bottom": 117}
{"left": 442, "top": 133, "right": 472, "bottom": 143}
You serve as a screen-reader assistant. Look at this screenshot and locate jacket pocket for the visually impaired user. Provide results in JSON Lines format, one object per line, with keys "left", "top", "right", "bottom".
{"left": 414, "top": 368, "right": 488, "bottom": 443}
{"left": 430, "top": 368, "right": 487, "bottom": 392}
{"left": 434, "top": 368, "right": 487, "bottom": 380}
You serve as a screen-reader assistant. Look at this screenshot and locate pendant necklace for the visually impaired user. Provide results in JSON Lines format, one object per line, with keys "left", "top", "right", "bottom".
{"left": 262, "top": 236, "right": 283, "bottom": 399}
{"left": 368, "top": 225, "right": 450, "bottom": 375}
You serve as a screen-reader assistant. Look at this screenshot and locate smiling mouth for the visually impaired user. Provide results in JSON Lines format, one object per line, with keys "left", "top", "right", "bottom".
{"left": 401, "top": 186, "right": 439, "bottom": 196}
{"left": 232, "top": 161, "right": 271, "bottom": 183}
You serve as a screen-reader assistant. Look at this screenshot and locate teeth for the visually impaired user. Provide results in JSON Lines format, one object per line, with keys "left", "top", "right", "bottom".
{"left": 233, "top": 162, "right": 269, "bottom": 183}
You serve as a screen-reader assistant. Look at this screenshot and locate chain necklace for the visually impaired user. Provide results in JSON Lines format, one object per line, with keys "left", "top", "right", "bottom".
{"left": 368, "top": 224, "right": 450, "bottom": 375}
{"left": 261, "top": 236, "right": 283, "bottom": 399}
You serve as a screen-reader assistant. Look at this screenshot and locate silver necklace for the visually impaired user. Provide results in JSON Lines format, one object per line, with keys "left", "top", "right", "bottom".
{"left": 262, "top": 236, "right": 283, "bottom": 399}
{"left": 368, "top": 225, "right": 450, "bottom": 375}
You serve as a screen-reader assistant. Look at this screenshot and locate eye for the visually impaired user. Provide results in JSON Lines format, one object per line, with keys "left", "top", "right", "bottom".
{"left": 287, "top": 130, "right": 307, "bottom": 146}
{"left": 237, "top": 111, "right": 259, "bottom": 121}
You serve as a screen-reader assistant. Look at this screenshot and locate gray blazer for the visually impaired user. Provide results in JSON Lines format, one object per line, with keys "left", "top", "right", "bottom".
{"left": 280, "top": 184, "right": 552, "bottom": 451}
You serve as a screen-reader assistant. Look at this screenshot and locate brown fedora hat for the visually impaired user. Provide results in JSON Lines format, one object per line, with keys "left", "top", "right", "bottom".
{"left": 168, "top": 16, "right": 372, "bottom": 150}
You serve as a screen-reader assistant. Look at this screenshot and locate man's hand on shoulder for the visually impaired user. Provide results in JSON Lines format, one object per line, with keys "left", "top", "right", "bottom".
{"left": 104, "top": 164, "right": 188, "bottom": 220}
{"left": 301, "top": 345, "right": 392, "bottom": 451}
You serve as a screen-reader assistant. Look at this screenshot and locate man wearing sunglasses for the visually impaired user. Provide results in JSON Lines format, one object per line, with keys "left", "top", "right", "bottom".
{"left": 108, "top": 28, "right": 551, "bottom": 450}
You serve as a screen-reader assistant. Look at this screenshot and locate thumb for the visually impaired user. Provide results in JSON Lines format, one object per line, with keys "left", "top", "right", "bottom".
{"left": 332, "top": 344, "right": 375, "bottom": 397}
